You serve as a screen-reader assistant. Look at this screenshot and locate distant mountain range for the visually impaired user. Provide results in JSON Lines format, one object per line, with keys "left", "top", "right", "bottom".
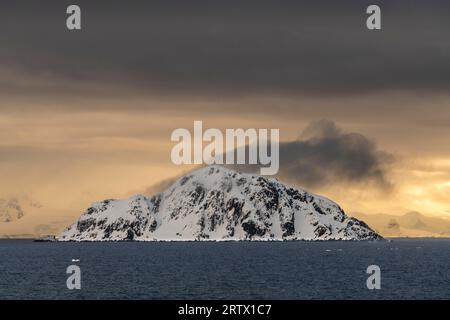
{"left": 353, "top": 211, "right": 450, "bottom": 237}
{"left": 0, "top": 195, "right": 42, "bottom": 223}
{"left": 59, "top": 166, "right": 382, "bottom": 241}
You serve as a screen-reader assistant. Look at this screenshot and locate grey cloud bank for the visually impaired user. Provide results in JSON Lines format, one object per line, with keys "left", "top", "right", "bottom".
{"left": 0, "top": 0, "right": 449, "bottom": 100}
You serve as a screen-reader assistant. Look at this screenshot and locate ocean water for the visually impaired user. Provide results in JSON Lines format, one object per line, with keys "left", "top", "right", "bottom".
{"left": 0, "top": 239, "right": 449, "bottom": 299}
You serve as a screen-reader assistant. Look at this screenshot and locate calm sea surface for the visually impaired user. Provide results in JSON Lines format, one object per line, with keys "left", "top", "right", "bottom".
{"left": 0, "top": 239, "right": 449, "bottom": 299}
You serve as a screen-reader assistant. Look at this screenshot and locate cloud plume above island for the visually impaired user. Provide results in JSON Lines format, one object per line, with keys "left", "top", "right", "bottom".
{"left": 274, "top": 120, "right": 394, "bottom": 189}
{"left": 145, "top": 120, "right": 394, "bottom": 194}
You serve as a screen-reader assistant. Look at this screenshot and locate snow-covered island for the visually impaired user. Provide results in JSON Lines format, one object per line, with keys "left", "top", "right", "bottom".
{"left": 58, "top": 166, "right": 383, "bottom": 241}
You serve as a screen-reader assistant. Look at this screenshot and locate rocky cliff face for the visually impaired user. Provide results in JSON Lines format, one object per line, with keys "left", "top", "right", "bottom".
{"left": 59, "top": 166, "right": 383, "bottom": 241}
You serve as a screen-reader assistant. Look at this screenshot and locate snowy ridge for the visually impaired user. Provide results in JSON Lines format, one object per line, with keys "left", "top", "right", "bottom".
{"left": 59, "top": 166, "right": 383, "bottom": 241}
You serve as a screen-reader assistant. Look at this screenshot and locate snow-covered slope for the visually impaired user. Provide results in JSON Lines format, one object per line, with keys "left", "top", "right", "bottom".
{"left": 59, "top": 166, "right": 383, "bottom": 241}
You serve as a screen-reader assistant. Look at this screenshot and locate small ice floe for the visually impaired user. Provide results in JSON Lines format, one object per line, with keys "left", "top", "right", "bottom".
{"left": 325, "top": 249, "right": 332, "bottom": 252}
{"left": 337, "top": 249, "right": 343, "bottom": 252}
{"left": 71, "top": 259, "right": 80, "bottom": 262}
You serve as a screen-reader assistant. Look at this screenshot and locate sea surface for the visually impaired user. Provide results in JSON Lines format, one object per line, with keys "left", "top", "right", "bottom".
{"left": 0, "top": 239, "right": 449, "bottom": 299}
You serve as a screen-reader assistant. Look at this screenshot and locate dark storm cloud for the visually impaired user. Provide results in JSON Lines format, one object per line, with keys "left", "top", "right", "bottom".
{"left": 276, "top": 120, "right": 394, "bottom": 189}
{"left": 0, "top": 0, "right": 450, "bottom": 98}
{"left": 225, "top": 120, "right": 394, "bottom": 189}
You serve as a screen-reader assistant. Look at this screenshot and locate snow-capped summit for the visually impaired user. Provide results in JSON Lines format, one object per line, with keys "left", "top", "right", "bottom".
{"left": 59, "top": 166, "right": 383, "bottom": 241}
